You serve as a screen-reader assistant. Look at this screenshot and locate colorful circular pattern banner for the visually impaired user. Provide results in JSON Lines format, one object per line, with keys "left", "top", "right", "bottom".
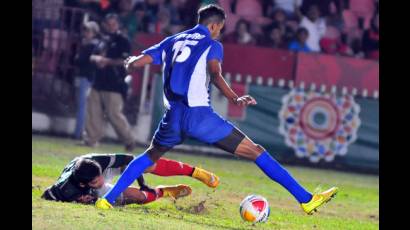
{"left": 279, "top": 89, "right": 361, "bottom": 163}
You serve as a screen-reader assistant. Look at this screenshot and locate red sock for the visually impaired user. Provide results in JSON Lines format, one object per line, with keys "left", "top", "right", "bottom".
{"left": 141, "top": 188, "right": 163, "bottom": 204}
{"left": 151, "top": 158, "right": 194, "bottom": 177}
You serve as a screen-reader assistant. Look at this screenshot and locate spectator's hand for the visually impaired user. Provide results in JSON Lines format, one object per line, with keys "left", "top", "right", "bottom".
{"left": 90, "top": 55, "right": 103, "bottom": 63}
{"left": 98, "top": 57, "right": 111, "bottom": 66}
{"left": 91, "top": 55, "right": 110, "bottom": 68}
{"left": 233, "top": 95, "right": 257, "bottom": 106}
{"left": 124, "top": 56, "right": 138, "bottom": 72}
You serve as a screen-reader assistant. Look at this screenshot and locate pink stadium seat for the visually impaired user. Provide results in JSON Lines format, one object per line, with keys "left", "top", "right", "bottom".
{"left": 349, "top": 0, "right": 375, "bottom": 29}
{"left": 223, "top": 13, "right": 240, "bottom": 34}
{"left": 218, "top": 0, "right": 233, "bottom": 14}
{"left": 134, "top": 33, "right": 165, "bottom": 48}
{"left": 322, "top": 26, "right": 341, "bottom": 40}
{"left": 235, "top": 0, "right": 262, "bottom": 18}
{"left": 342, "top": 10, "right": 358, "bottom": 32}
{"left": 349, "top": 0, "right": 375, "bottom": 17}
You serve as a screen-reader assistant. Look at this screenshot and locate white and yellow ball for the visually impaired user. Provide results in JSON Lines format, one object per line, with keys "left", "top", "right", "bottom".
{"left": 239, "top": 195, "right": 270, "bottom": 223}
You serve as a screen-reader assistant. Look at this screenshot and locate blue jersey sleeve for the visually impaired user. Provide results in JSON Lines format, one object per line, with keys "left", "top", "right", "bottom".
{"left": 142, "top": 37, "right": 171, "bottom": 65}
{"left": 207, "top": 41, "right": 224, "bottom": 63}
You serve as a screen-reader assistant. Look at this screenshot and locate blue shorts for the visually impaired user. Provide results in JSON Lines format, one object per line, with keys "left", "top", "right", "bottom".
{"left": 152, "top": 102, "right": 234, "bottom": 147}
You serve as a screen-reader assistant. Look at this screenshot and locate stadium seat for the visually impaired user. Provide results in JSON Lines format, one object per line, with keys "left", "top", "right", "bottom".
{"left": 349, "top": 0, "right": 375, "bottom": 29}
{"left": 134, "top": 33, "right": 165, "bottom": 49}
{"left": 342, "top": 10, "right": 358, "bottom": 33}
{"left": 235, "top": 0, "right": 262, "bottom": 18}
{"left": 233, "top": 0, "right": 271, "bottom": 33}
{"left": 219, "top": 0, "right": 233, "bottom": 14}
{"left": 349, "top": 0, "right": 375, "bottom": 17}
{"left": 223, "top": 13, "right": 241, "bottom": 34}
{"left": 322, "top": 26, "right": 341, "bottom": 40}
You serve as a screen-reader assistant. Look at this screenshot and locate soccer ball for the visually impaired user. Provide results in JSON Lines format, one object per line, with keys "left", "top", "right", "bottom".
{"left": 239, "top": 194, "right": 270, "bottom": 223}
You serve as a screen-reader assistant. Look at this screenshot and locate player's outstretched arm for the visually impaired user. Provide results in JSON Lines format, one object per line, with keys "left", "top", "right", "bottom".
{"left": 208, "top": 59, "right": 257, "bottom": 106}
{"left": 124, "top": 54, "right": 154, "bottom": 73}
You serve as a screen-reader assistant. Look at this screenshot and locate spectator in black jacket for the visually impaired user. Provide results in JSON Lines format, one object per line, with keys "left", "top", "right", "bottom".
{"left": 84, "top": 14, "right": 137, "bottom": 151}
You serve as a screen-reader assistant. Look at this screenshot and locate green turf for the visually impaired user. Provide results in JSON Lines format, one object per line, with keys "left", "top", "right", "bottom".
{"left": 32, "top": 135, "right": 379, "bottom": 230}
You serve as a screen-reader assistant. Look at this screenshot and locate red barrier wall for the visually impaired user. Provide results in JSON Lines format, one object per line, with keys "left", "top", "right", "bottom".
{"left": 132, "top": 33, "right": 379, "bottom": 95}
{"left": 222, "top": 44, "right": 295, "bottom": 81}
{"left": 295, "top": 53, "right": 379, "bottom": 93}
{"left": 134, "top": 35, "right": 296, "bottom": 81}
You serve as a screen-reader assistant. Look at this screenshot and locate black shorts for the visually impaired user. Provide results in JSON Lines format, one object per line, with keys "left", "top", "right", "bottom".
{"left": 213, "top": 127, "right": 246, "bottom": 154}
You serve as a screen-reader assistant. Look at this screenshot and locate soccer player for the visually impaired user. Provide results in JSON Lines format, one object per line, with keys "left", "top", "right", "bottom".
{"left": 42, "top": 153, "right": 219, "bottom": 205}
{"left": 96, "top": 4, "right": 338, "bottom": 214}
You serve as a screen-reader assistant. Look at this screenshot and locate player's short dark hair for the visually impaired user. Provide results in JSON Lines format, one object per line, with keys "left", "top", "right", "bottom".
{"left": 198, "top": 4, "right": 226, "bottom": 25}
{"left": 72, "top": 159, "right": 102, "bottom": 184}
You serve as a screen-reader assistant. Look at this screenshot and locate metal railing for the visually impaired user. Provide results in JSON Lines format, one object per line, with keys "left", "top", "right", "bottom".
{"left": 32, "top": 4, "right": 88, "bottom": 116}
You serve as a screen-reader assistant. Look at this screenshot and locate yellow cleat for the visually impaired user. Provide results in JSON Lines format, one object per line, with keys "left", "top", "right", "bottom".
{"left": 157, "top": 184, "right": 192, "bottom": 200}
{"left": 192, "top": 167, "right": 220, "bottom": 188}
{"left": 95, "top": 198, "right": 113, "bottom": 210}
{"left": 301, "top": 187, "right": 339, "bottom": 215}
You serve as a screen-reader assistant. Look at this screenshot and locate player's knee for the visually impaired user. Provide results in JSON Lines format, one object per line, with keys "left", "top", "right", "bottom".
{"left": 148, "top": 143, "right": 170, "bottom": 153}
{"left": 248, "top": 144, "right": 266, "bottom": 160}
{"left": 234, "top": 141, "right": 264, "bottom": 160}
{"left": 146, "top": 144, "right": 170, "bottom": 162}
{"left": 255, "top": 144, "right": 265, "bottom": 153}
{"left": 247, "top": 144, "right": 265, "bottom": 159}
{"left": 144, "top": 163, "right": 156, "bottom": 173}
{"left": 146, "top": 150, "right": 162, "bottom": 162}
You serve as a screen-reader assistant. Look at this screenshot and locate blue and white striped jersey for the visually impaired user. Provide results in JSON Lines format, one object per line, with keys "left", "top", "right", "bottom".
{"left": 142, "top": 24, "right": 223, "bottom": 108}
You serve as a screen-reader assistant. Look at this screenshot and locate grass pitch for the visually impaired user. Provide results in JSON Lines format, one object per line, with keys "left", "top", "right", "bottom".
{"left": 32, "top": 135, "right": 378, "bottom": 229}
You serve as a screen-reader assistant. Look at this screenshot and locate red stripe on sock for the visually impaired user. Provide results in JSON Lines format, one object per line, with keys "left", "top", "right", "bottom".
{"left": 151, "top": 158, "right": 194, "bottom": 176}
